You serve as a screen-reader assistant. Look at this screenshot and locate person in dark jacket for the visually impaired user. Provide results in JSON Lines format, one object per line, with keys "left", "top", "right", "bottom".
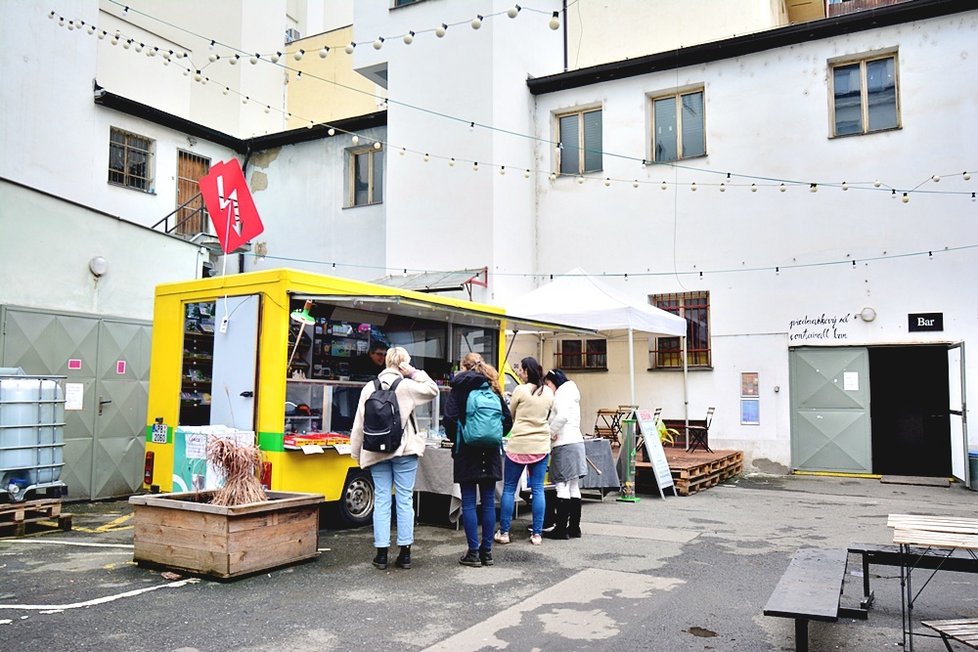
{"left": 444, "top": 352, "right": 512, "bottom": 567}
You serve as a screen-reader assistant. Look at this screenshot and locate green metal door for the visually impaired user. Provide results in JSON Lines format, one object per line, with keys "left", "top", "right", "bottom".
{"left": 0, "top": 306, "right": 150, "bottom": 500}
{"left": 789, "top": 346, "right": 872, "bottom": 473}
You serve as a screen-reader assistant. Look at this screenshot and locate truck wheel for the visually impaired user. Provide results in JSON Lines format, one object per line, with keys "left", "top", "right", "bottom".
{"left": 339, "top": 470, "right": 374, "bottom": 527}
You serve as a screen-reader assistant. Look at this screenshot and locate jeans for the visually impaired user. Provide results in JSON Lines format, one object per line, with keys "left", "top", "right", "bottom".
{"left": 460, "top": 480, "right": 496, "bottom": 552}
{"left": 369, "top": 455, "right": 418, "bottom": 548}
{"left": 499, "top": 454, "right": 550, "bottom": 536}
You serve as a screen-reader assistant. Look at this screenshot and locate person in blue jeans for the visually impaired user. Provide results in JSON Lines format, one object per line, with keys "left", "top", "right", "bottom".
{"left": 444, "top": 353, "right": 513, "bottom": 567}
{"left": 350, "top": 347, "right": 438, "bottom": 570}
{"left": 495, "top": 357, "right": 554, "bottom": 546}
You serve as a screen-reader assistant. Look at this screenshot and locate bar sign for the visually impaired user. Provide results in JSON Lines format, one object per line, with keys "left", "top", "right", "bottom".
{"left": 908, "top": 312, "right": 943, "bottom": 332}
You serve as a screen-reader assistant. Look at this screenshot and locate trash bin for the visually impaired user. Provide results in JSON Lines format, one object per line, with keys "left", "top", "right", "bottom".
{"left": 970, "top": 451, "right": 978, "bottom": 490}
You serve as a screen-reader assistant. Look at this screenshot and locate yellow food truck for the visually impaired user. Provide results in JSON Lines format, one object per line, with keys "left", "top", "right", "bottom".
{"left": 142, "top": 268, "right": 553, "bottom": 525}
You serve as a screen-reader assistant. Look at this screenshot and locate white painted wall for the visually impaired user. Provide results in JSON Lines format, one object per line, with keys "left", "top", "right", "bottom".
{"left": 0, "top": 180, "right": 203, "bottom": 321}
{"left": 565, "top": 0, "right": 788, "bottom": 69}
{"left": 529, "top": 11, "right": 978, "bottom": 468}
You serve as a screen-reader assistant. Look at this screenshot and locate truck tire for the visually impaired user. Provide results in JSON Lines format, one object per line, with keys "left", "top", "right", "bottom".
{"left": 339, "top": 470, "right": 374, "bottom": 527}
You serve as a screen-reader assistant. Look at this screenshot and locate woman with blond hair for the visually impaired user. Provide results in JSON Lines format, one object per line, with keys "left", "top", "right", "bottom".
{"left": 350, "top": 346, "right": 438, "bottom": 571}
{"left": 444, "top": 352, "right": 512, "bottom": 567}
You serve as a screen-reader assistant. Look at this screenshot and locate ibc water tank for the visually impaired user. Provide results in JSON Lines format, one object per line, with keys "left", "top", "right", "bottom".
{"left": 0, "top": 370, "right": 66, "bottom": 501}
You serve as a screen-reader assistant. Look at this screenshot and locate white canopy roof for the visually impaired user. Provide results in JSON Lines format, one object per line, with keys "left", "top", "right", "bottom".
{"left": 505, "top": 268, "right": 687, "bottom": 336}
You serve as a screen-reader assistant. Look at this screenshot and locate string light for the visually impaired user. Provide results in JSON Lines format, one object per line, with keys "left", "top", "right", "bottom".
{"left": 351, "top": 135, "right": 359, "bottom": 145}
{"left": 319, "top": 47, "right": 329, "bottom": 58}
{"left": 660, "top": 181, "right": 667, "bottom": 190}
{"left": 293, "top": 49, "right": 304, "bottom": 61}
{"left": 435, "top": 23, "right": 448, "bottom": 38}
{"left": 719, "top": 182, "right": 726, "bottom": 192}
{"left": 842, "top": 181, "right": 849, "bottom": 191}
{"left": 373, "top": 37, "right": 384, "bottom": 50}
{"left": 230, "top": 54, "right": 239, "bottom": 65}
{"left": 965, "top": 172, "right": 973, "bottom": 181}
{"left": 499, "top": 166, "right": 506, "bottom": 175}
{"left": 473, "top": 161, "right": 479, "bottom": 171}
{"left": 932, "top": 175, "right": 940, "bottom": 183}
{"left": 403, "top": 31, "right": 415, "bottom": 45}
{"left": 779, "top": 183, "right": 786, "bottom": 192}
{"left": 345, "top": 42, "right": 355, "bottom": 54}
{"left": 549, "top": 11, "right": 560, "bottom": 29}
{"left": 902, "top": 192, "right": 910, "bottom": 203}
{"left": 270, "top": 51, "right": 281, "bottom": 63}
{"left": 507, "top": 5, "right": 522, "bottom": 18}
{"left": 751, "top": 183, "right": 758, "bottom": 192}
{"left": 471, "top": 15, "right": 483, "bottom": 30}
{"left": 690, "top": 182, "right": 696, "bottom": 191}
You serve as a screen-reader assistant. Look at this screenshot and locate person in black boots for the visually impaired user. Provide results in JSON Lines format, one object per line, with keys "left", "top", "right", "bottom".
{"left": 543, "top": 369, "right": 587, "bottom": 539}
{"left": 444, "top": 353, "right": 512, "bottom": 567}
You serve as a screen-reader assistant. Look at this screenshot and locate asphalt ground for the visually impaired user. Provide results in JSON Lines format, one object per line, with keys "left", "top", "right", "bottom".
{"left": 1, "top": 474, "right": 976, "bottom": 651}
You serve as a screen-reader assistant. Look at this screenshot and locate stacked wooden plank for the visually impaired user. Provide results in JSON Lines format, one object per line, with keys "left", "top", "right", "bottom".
{"left": 664, "top": 450, "right": 744, "bottom": 496}
{"left": 0, "top": 498, "right": 72, "bottom": 537}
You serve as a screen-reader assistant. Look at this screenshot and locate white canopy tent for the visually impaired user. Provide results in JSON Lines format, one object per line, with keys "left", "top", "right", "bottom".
{"left": 505, "top": 268, "right": 688, "bottom": 416}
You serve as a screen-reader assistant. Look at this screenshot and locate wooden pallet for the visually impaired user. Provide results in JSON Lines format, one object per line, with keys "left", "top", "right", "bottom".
{"left": 0, "top": 498, "right": 73, "bottom": 537}
{"left": 673, "top": 462, "right": 743, "bottom": 496}
{"left": 635, "top": 449, "right": 744, "bottom": 496}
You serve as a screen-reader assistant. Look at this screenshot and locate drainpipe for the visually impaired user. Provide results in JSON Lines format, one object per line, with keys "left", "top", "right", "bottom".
{"left": 562, "top": 0, "right": 568, "bottom": 72}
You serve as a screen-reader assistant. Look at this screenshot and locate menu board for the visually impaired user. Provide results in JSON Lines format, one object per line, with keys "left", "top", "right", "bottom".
{"left": 635, "top": 408, "right": 676, "bottom": 499}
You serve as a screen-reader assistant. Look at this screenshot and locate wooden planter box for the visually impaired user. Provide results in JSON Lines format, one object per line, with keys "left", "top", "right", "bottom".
{"left": 129, "top": 490, "right": 324, "bottom": 579}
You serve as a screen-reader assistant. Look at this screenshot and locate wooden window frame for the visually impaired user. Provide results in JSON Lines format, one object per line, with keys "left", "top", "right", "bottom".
{"left": 555, "top": 106, "right": 603, "bottom": 176}
{"left": 648, "top": 86, "right": 706, "bottom": 163}
{"left": 649, "top": 291, "right": 711, "bottom": 369}
{"left": 828, "top": 48, "right": 900, "bottom": 138}
{"left": 555, "top": 337, "right": 608, "bottom": 371}
{"left": 108, "top": 127, "right": 154, "bottom": 192}
{"left": 347, "top": 146, "right": 384, "bottom": 207}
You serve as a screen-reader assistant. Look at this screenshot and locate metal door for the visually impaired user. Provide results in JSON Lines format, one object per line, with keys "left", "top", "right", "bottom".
{"left": 789, "top": 347, "right": 873, "bottom": 473}
{"left": 209, "top": 295, "right": 259, "bottom": 431}
{"left": 0, "top": 306, "right": 150, "bottom": 499}
{"left": 948, "top": 342, "right": 969, "bottom": 488}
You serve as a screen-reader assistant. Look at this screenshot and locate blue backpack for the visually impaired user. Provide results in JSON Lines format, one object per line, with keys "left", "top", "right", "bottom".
{"left": 459, "top": 382, "right": 504, "bottom": 448}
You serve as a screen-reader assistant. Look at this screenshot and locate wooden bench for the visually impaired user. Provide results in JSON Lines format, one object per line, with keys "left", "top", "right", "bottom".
{"left": 922, "top": 619, "right": 978, "bottom": 650}
{"left": 763, "top": 548, "right": 866, "bottom": 652}
{"left": 848, "top": 543, "right": 978, "bottom": 608}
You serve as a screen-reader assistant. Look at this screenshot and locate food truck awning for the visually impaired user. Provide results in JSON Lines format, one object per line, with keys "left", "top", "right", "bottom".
{"left": 373, "top": 268, "right": 488, "bottom": 295}
{"left": 291, "top": 294, "right": 596, "bottom": 335}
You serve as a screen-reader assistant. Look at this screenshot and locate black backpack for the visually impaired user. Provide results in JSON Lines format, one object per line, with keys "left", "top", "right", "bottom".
{"left": 362, "top": 377, "right": 404, "bottom": 452}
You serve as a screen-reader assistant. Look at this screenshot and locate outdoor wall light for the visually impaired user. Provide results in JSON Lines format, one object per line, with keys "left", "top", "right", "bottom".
{"left": 89, "top": 256, "right": 108, "bottom": 278}
{"left": 859, "top": 307, "right": 877, "bottom": 322}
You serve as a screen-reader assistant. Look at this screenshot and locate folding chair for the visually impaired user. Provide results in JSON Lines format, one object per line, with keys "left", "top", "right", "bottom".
{"left": 686, "top": 407, "right": 715, "bottom": 453}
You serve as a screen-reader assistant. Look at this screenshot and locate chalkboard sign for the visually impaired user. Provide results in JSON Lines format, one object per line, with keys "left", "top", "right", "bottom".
{"left": 635, "top": 409, "right": 676, "bottom": 499}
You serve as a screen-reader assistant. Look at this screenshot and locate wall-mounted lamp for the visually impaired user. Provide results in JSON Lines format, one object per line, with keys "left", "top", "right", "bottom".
{"left": 859, "top": 307, "right": 877, "bottom": 322}
{"left": 89, "top": 256, "right": 108, "bottom": 277}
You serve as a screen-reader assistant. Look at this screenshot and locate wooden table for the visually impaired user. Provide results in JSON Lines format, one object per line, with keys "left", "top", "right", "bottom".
{"left": 887, "top": 513, "right": 978, "bottom": 651}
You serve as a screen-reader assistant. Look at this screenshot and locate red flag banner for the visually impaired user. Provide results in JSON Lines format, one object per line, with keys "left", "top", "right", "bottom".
{"left": 199, "top": 159, "right": 264, "bottom": 254}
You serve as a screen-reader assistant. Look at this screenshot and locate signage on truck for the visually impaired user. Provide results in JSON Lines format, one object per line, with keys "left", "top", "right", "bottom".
{"left": 908, "top": 312, "right": 943, "bottom": 332}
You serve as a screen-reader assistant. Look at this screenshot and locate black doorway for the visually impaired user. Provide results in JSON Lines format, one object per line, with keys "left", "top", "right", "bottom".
{"left": 869, "top": 345, "right": 950, "bottom": 476}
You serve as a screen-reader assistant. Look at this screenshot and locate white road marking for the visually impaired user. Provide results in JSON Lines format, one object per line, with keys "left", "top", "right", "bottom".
{"left": 0, "top": 539, "right": 133, "bottom": 549}
{"left": 0, "top": 578, "right": 199, "bottom": 610}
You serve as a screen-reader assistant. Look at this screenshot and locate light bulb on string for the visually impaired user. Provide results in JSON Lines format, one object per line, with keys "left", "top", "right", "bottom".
{"left": 98, "top": 30, "right": 107, "bottom": 40}
{"left": 423, "top": 153, "right": 430, "bottom": 162}
{"left": 719, "top": 182, "right": 726, "bottom": 192}
{"left": 449, "top": 158, "right": 455, "bottom": 167}
{"left": 373, "top": 37, "right": 384, "bottom": 50}
{"left": 632, "top": 180, "right": 639, "bottom": 188}
{"left": 841, "top": 181, "right": 849, "bottom": 191}
{"left": 223, "top": 87, "right": 229, "bottom": 95}
{"left": 318, "top": 47, "right": 329, "bottom": 58}
{"left": 194, "top": 70, "right": 202, "bottom": 82}
{"left": 471, "top": 15, "right": 483, "bottom": 29}
{"left": 435, "top": 23, "right": 448, "bottom": 38}
{"left": 965, "top": 172, "right": 972, "bottom": 181}
{"left": 351, "top": 135, "right": 359, "bottom": 145}
{"left": 373, "top": 142, "right": 381, "bottom": 150}
{"left": 472, "top": 161, "right": 480, "bottom": 172}
{"left": 508, "top": 5, "right": 522, "bottom": 18}
{"left": 135, "top": 43, "right": 144, "bottom": 52}
{"left": 576, "top": 175, "right": 584, "bottom": 184}
{"left": 307, "top": 121, "right": 314, "bottom": 129}
{"left": 208, "top": 53, "right": 218, "bottom": 62}
{"left": 499, "top": 166, "right": 506, "bottom": 176}
{"left": 345, "top": 42, "right": 356, "bottom": 54}
{"left": 524, "top": 169, "right": 531, "bottom": 179}
{"left": 751, "top": 183, "right": 758, "bottom": 192}
{"left": 660, "top": 181, "right": 667, "bottom": 190}
{"left": 123, "top": 39, "right": 131, "bottom": 49}
{"left": 399, "top": 148, "right": 406, "bottom": 156}
{"left": 549, "top": 11, "right": 560, "bottom": 29}
{"left": 293, "top": 49, "right": 304, "bottom": 61}
{"left": 891, "top": 189, "right": 897, "bottom": 199}
{"left": 67, "top": 20, "right": 74, "bottom": 31}
{"left": 230, "top": 54, "right": 240, "bottom": 65}
{"left": 209, "top": 39, "right": 215, "bottom": 50}
{"left": 604, "top": 178, "right": 611, "bottom": 187}
{"left": 147, "top": 47, "right": 157, "bottom": 57}
{"left": 48, "top": 10, "right": 55, "bottom": 19}
{"left": 58, "top": 16, "right": 64, "bottom": 26}
{"left": 971, "top": 192, "right": 976, "bottom": 202}
{"left": 780, "top": 183, "right": 786, "bottom": 192}
{"left": 111, "top": 35, "right": 119, "bottom": 45}
{"left": 403, "top": 31, "right": 415, "bottom": 45}
{"left": 264, "top": 105, "right": 271, "bottom": 114}
{"left": 549, "top": 173, "right": 557, "bottom": 181}
{"left": 690, "top": 182, "right": 697, "bottom": 191}
{"left": 270, "top": 52, "right": 281, "bottom": 63}
{"left": 932, "top": 175, "right": 940, "bottom": 183}
{"left": 902, "top": 193, "right": 910, "bottom": 203}
{"left": 809, "top": 183, "right": 817, "bottom": 193}
{"left": 250, "top": 54, "right": 259, "bottom": 64}
{"left": 874, "top": 179, "right": 882, "bottom": 188}
{"left": 87, "top": 25, "right": 96, "bottom": 35}
{"left": 242, "top": 96, "right": 249, "bottom": 105}
{"left": 330, "top": 126, "right": 339, "bottom": 135}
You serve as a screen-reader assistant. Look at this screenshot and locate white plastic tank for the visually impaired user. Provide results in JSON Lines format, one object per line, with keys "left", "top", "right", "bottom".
{"left": 0, "top": 369, "right": 66, "bottom": 501}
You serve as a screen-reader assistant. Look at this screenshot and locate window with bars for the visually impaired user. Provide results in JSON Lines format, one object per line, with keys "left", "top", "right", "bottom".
{"left": 348, "top": 146, "right": 384, "bottom": 207}
{"left": 829, "top": 51, "right": 899, "bottom": 137}
{"left": 557, "top": 108, "right": 602, "bottom": 175}
{"left": 556, "top": 338, "right": 607, "bottom": 371}
{"left": 649, "top": 291, "right": 711, "bottom": 369}
{"left": 108, "top": 128, "right": 154, "bottom": 191}
{"left": 650, "top": 88, "right": 706, "bottom": 163}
